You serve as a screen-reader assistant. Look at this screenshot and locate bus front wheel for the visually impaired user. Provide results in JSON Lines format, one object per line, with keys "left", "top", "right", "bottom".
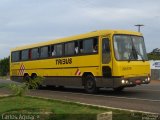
{"left": 84, "top": 75, "right": 97, "bottom": 93}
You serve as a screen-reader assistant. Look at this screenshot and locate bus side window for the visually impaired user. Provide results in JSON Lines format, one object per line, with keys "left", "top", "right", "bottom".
{"left": 54, "top": 44, "right": 63, "bottom": 57}
{"left": 31, "top": 48, "right": 40, "bottom": 60}
{"left": 11, "top": 51, "right": 20, "bottom": 62}
{"left": 83, "top": 38, "right": 93, "bottom": 54}
{"left": 40, "top": 46, "right": 49, "bottom": 58}
{"left": 79, "top": 37, "right": 98, "bottom": 54}
{"left": 22, "top": 49, "right": 29, "bottom": 61}
{"left": 65, "top": 42, "right": 75, "bottom": 56}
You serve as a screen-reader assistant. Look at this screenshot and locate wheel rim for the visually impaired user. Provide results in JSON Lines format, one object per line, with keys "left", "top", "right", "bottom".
{"left": 87, "top": 80, "right": 94, "bottom": 89}
{"left": 24, "top": 75, "right": 30, "bottom": 81}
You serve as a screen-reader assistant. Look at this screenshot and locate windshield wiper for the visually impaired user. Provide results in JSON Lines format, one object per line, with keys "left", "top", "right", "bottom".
{"left": 128, "top": 46, "right": 145, "bottom": 62}
{"left": 128, "top": 49, "right": 133, "bottom": 62}
{"left": 134, "top": 49, "right": 145, "bottom": 62}
{"left": 129, "top": 41, "right": 145, "bottom": 62}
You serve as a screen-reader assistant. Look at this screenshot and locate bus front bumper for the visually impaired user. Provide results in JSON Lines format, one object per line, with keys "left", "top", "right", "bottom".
{"left": 114, "top": 76, "right": 151, "bottom": 88}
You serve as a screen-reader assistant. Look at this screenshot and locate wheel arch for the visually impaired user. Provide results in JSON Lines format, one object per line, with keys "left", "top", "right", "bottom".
{"left": 23, "top": 73, "right": 30, "bottom": 81}
{"left": 23, "top": 73, "right": 29, "bottom": 77}
{"left": 31, "top": 73, "right": 37, "bottom": 79}
{"left": 82, "top": 72, "right": 94, "bottom": 86}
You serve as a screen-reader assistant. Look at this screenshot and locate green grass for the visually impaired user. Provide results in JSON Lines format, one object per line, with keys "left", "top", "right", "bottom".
{"left": 0, "top": 83, "right": 9, "bottom": 89}
{"left": 0, "top": 96, "right": 146, "bottom": 120}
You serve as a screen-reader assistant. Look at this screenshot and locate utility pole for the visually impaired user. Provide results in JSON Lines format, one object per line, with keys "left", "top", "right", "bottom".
{"left": 135, "top": 24, "right": 144, "bottom": 32}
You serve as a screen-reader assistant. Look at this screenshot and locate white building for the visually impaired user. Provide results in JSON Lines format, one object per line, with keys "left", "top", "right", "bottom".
{"left": 150, "top": 60, "right": 160, "bottom": 80}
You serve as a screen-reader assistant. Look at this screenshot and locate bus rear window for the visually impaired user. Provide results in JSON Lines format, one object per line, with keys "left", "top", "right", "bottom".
{"left": 11, "top": 51, "right": 20, "bottom": 62}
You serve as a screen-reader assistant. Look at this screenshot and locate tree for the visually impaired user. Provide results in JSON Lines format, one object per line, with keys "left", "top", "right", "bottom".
{"left": 147, "top": 53, "right": 160, "bottom": 60}
{"left": 0, "top": 56, "right": 10, "bottom": 76}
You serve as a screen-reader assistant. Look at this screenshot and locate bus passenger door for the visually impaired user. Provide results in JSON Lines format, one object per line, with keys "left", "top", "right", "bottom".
{"left": 101, "top": 37, "right": 113, "bottom": 87}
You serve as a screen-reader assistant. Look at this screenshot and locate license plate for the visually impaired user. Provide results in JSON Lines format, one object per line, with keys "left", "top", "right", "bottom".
{"left": 135, "top": 80, "right": 141, "bottom": 84}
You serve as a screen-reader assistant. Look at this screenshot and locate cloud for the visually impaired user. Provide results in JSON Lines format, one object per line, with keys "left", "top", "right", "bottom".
{"left": 0, "top": 0, "right": 160, "bottom": 58}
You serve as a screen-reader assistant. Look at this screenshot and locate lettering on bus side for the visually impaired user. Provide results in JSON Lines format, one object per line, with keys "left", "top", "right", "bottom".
{"left": 122, "top": 67, "right": 132, "bottom": 71}
{"left": 56, "top": 58, "right": 72, "bottom": 65}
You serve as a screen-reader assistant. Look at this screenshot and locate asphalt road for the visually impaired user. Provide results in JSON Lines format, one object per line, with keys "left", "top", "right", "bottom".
{"left": 0, "top": 79, "right": 160, "bottom": 114}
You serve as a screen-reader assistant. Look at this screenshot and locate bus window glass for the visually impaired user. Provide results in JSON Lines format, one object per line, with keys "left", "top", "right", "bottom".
{"left": 31, "top": 48, "right": 39, "bottom": 59}
{"left": 55, "top": 44, "right": 62, "bottom": 57}
{"left": 22, "top": 50, "right": 29, "bottom": 61}
{"left": 11, "top": 51, "right": 20, "bottom": 62}
{"left": 102, "top": 38, "right": 110, "bottom": 64}
{"left": 114, "top": 35, "right": 132, "bottom": 60}
{"left": 132, "top": 36, "right": 148, "bottom": 60}
{"left": 83, "top": 39, "right": 93, "bottom": 53}
{"left": 65, "top": 42, "right": 75, "bottom": 56}
{"left": 40, "top": 46, "right": 49, "bottom": 58}
{"left": 114, "top": 35, "right": 148, "bottom": 61}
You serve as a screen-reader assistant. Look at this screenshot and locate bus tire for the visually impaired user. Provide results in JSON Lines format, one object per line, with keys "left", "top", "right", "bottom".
{"left": 31, "top": 74, "right": 43, "bottom": 89}
{"left": 23, "top": 74, "right": 30, "bottom": 82}
{"left": 23, "top": 74, "right": 33, "bottom": 89}
{"left": 31, "top": 73, "right": 37, "bottom": 79}
{"left": 84, "top": 75, "right": 97, "bottom": 93}
{"left": 113, "top": 87, "right": 124, "bottom": 92}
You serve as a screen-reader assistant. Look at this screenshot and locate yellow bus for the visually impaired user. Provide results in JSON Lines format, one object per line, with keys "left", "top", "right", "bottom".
{"left": 10, "top": 30, "right": 150, "bottom": 93}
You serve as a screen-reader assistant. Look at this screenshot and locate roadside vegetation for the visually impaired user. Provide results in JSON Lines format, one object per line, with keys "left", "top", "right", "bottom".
{"left": 9, "top": 76, "right": 44, "bottom": 96}
{"left": 147, "top": 53, "right": 160, "bottom": 60}
{"left": 0, "top": 57, "right": 9, "bottom": 76}
{"left": 147, "top": 48, "right": 160, "bottom": 60}
{"left": 0, "top": 95, "right": 146, "bottom": 120}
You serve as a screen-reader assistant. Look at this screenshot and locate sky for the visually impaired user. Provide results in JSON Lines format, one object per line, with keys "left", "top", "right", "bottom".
{"left": 0, "top": 0, "right": 160, "bottom": 59}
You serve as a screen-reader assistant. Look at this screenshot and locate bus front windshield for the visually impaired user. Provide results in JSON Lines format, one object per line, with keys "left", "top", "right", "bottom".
{"left": 113, "top": 35, "right": 148, "bottom": 61}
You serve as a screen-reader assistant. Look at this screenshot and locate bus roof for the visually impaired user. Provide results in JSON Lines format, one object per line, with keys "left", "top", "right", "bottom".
{"left": 11, "top": 30, "right": 142, "bottom": 51}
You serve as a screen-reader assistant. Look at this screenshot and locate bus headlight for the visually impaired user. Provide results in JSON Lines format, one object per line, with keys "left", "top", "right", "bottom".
{"left": 121, "top": 80, "right": 125, "bottom": 84}
{"left": 145, "top": 76, "right": 150, "bottom": 83}
{"left": 147, "top": 74, "right": 151, "bottom": 81}
{"left": 125, "top": 80, "right": 129, "bottom": 84}
{"left": 145, "top": 78, "right": 148, "bottom": 82}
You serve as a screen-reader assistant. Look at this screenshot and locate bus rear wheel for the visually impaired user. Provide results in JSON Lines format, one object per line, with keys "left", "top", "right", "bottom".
{"left": 23, "top": 74, "right": 30, "bottom": 82}
{"left": 84, "top": 75, "right": 97, "bottom": 93}
{"left": 31, "top": 74, "right": 43, "bottom": 89}
{"left": 23, "top": 75, "right": 33, "bottom": 89}
{"left": 31, "top": 74, "right": 37, "bottom": 79}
